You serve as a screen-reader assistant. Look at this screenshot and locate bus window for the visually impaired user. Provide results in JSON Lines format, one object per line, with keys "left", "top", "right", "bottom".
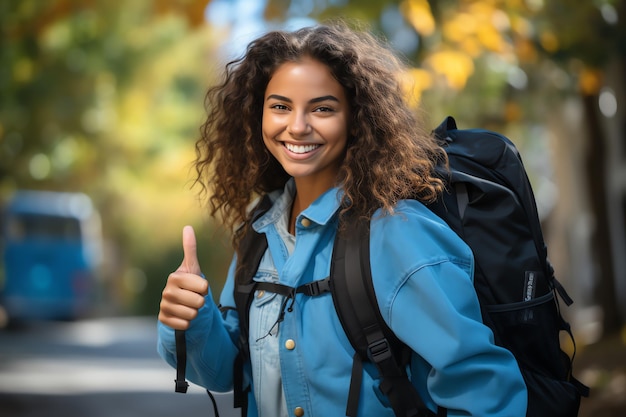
{"left": 8, "top": 213, "right": 82, "bottom": 242}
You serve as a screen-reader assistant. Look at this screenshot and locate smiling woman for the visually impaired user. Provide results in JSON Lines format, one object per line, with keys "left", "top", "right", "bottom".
{"left": 156, "top": 21, "right": 528, "bottom": 417}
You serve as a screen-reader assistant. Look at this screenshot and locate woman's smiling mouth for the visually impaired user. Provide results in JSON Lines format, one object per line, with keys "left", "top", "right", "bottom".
{"left": 284, "top": 143, "right": 321, "bottom": 154}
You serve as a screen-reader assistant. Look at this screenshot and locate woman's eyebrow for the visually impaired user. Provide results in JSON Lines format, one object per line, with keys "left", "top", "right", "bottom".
{"left": 266, "top": 94, "right": 339, "bottom": 103}
{"left": 310, "top": 95, "right": 339, "bottom": 104}
{"left": 266, "top": 94, "right": 291, "bottom": 102}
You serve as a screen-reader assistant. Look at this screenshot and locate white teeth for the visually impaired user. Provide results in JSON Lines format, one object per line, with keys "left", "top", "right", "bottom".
{"left": 285, "top": 143, "right": 320, "bottom": 154}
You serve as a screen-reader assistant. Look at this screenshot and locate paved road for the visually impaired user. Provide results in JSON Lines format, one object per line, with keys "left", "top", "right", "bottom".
{"left": 0, "top": 316, "right": 238, "bottom": 417}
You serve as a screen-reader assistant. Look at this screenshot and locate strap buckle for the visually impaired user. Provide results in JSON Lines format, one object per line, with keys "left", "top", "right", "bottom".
{"left": 175, "top": 379, "right": 189, "bottom": 393}
{"left": 367, "top": 338, "right": 392, "bottom": 364}
{"left": 298, "top": 277, "right": 331, "bottom": 296}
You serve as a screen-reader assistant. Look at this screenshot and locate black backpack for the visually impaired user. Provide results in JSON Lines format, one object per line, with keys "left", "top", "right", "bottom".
{"left": 175, "top": 116, "right": 589, "bottom": 417}
{"left": 326, "top": 116, "right": 590, "bottom": 416}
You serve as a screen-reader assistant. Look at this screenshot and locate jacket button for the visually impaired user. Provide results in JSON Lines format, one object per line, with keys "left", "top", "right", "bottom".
{"left": 300, "top": 218, "right": 311, "bottom": 227}
{"left": 257, "top": 290, "right": 265, "bottom": 298}
{"left": 294, "top": 407, "right": 305, "bottom": 416}
{"left": 285, "top": 339, "right": 296, "bottom": 350}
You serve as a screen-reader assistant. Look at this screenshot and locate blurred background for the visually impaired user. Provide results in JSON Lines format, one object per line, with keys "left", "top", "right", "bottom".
{"left": 0, "top": 0, "right": 624, "bottom": 416}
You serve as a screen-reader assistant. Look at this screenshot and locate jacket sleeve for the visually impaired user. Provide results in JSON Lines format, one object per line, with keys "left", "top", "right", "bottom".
{"left": 370, "top": 202, "right": 528, "bottom": 416}
{"left": 157, "top": 256, "right": 240, "bottom": 392}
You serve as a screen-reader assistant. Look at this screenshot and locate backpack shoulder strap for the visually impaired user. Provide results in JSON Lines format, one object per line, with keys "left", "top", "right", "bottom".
{"left": 232, "top": 195, "right": 273, "bottom": 411}
{"left": 331, "top": 219, "right": 443, "bottom": 417}
{"left": 233, "top": 196, "right": 272, "bottom": 338}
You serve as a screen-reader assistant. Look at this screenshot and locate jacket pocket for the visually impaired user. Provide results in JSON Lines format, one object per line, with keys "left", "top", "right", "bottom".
{"left": 252, "top": 270, "right": 280, "bottom": 307}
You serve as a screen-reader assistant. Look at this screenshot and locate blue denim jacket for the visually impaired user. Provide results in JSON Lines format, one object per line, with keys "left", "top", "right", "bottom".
{"left": 158, "top": 179, "right": 528, "bottom": 417}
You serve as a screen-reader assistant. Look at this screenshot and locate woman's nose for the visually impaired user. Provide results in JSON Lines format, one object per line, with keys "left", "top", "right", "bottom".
{"left": 287, "top": 112, "right": 311, "bottom": 136}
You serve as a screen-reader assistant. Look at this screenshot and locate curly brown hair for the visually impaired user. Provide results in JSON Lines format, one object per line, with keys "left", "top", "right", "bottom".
{"left": 194, "top": 21, "right": 446, "bottom": 247}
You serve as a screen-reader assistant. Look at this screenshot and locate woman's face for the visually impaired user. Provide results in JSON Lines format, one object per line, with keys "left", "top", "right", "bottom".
{"left": 262, "top": 57, "right": 350, "bottom": 189}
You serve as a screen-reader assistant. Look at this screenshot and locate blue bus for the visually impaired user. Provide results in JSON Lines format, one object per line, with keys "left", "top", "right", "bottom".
{"left": 0, "top": 191, "right": 103, "bottom": 322}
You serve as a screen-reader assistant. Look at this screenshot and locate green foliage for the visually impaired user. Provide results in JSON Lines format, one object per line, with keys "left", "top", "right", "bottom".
{"left": 0, "top": 0, "right": 233, "bottom": 315}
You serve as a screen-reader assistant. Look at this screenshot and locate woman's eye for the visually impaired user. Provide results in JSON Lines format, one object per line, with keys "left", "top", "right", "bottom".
{"left": 314, "top": 106, "right": 334, "bottom": 113}
{"left": 270, "top": 104, "right": 288, "bottom": 111}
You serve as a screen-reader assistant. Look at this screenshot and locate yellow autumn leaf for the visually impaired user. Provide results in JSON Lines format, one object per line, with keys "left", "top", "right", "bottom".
{"left": 460, "top": 37, "right": 483, "bottom": 57}
{"left": 424, "top": 50, "right": 475, "bottom": 90}
{"left": 477, "top": 25, "right": 505, "bottom": 52}
{"left": 540, "top": 31, "right": 559, "bottom": 53}
{"left": 578, "top": 67, "right": 603, "bottom": 96}
{"left": 400, "top": 0, "right": 436, "bottom": 36}
{"left": 443, "top": 13, "right": 477, "bottom": 43}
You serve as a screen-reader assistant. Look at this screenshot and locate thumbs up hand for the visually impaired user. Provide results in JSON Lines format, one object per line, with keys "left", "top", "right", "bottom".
{"left": 158, "top": 225, "right": 209, "bottom": 330}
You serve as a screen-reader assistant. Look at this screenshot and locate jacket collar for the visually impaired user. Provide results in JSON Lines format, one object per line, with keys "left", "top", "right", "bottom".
{"left": 253, "top": 178, "right": 343, "bottom": 231}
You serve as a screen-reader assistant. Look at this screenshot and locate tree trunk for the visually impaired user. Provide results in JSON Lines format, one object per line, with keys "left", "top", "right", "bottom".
{"left": 582, "top": 94, "right": 621, "bottom": 335}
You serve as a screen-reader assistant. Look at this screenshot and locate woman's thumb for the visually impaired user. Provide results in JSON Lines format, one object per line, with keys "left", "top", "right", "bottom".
{"left": 180, "top": 225, "right": 201, "bottom": 274}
